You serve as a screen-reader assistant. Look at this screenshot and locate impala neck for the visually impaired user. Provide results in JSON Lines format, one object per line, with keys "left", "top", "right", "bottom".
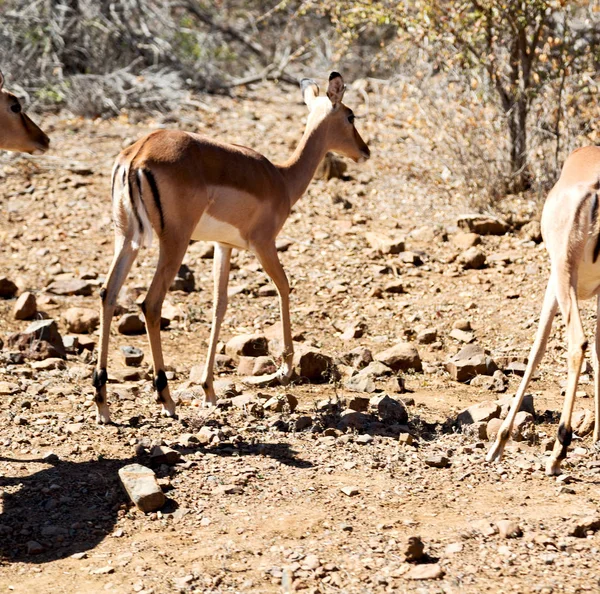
{"left": 278, "top": 120, "right": 329, "bottom": 206}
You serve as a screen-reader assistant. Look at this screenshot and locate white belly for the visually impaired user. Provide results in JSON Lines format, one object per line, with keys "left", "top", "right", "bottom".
{"left": 191, "top": 213, "right": 248, "bottom": 249}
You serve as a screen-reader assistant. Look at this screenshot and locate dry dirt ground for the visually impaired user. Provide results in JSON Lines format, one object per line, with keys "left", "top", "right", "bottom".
{"left": 1, "top": 81, "right": 600, "bottom": 594}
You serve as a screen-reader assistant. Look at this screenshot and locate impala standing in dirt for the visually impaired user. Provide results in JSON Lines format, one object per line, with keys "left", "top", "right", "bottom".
{"left": 0, "top": 70, "right": 49, "bottom": 154}
{"left": 487, "top": 146, "right": 600, "bottom": 475}
{"left": 93, "top": 72, "right": 370, "bottom": 424}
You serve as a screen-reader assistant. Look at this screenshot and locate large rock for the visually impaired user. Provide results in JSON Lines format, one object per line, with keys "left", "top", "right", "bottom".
{"left": 118, "top": 313, "right": 146, "bottom": 335}
{"left": 573, "top": 409, "right": 594, "bottom": 437}
{"left": 445, "top": 344, "right": 497, "bottom": 382}
{"left": 118, "top": 464, "right": 165, "bottom": 513}
{"left": 63, "top": 307, "right": 99, "bottom": 333}
{"left": 225, "top": 334, "right": 269, "bottom": 357}
{"left": 0, "top": 277, "right": 18, "bottom": 298}
{"left": 7, "top": 319, "right": 66, "bottom": 360}
{"left": 13, "top": 292, "right": 37, "bottom": 320}
{"left": 374, "top": 343, "right": 422, "bottom": 372}
{"left": 457, "top": 400, "right": 501, "bottom": 426}
{"left": 46, "top": 278, "right": 93, "bottom": 296}
{"left": 293, "top": 348, "right": 339, "bottom": 383}
{"left": 457, "top": 214, "right": 510, "bottom": 236}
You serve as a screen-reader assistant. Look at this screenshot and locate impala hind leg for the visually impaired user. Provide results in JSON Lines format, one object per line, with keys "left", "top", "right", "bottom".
{"left": 546, "top": 280, "right": 586, "bottom": 476}
{"left": 94, "top": 238, "right": 139, "bottom": 424}
{"left": 487, "top": 279, "right": 557, "bottom": 462}
{"left": 243, "top": 242, "right": 294, "bottom": 387}
{"left": 142, "top": 240, "right": 189, "bottom": 417}
{"left": 199, "top": 243, "right": 232, "bottom": 406}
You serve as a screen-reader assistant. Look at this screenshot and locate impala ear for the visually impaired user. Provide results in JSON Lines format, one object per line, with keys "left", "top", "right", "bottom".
{"left": 326, "top": 72, "right": 346, "bottom": 106}
{"left": 300, "top": 78, "right": 319, "bottom": 111}
{"left": 0, "top": 70, "right": 4, "bottom": 91}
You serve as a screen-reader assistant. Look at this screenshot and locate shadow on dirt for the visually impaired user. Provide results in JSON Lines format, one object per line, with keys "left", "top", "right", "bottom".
{"left": 0, "top": 438, "right": 309, "bottom": 564}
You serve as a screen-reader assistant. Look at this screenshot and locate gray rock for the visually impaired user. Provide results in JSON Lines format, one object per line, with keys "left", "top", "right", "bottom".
{"left": 347, "top": 395, "right": 370, "bottom": 412}
{"left": 150, "top": 445, "right": 181, "bottom": 466}
{"left": 263, "top": 393, "right": 298, "bottom": 413}
{"left": 46, "top": 278, "right": 93, "bottom": 296}
{"left": 374, "top": 342, "right": 422, "bottom": 372}
{"left": 293, "top": 415, "right": 313, "bottom": 431}
{"left": 417, "top": 328, "right": 437, "bottom": 344}
{"left": 445, "top": 344, "right": 497, "bottom": 382}
{"left": 118, "top": 464, "right": 165, "bottom": 513}
{"left": 7, "top": 319, "right": 66, "bottom": 360}
{"left": 340, "top": 346, "right": 373, "bottom": 370}
{"left": 344, "top": 373, "right": 377, "bottom": 393}
{"left": 452, "top": 232, "right": 481, "bottom": 250}
{"left": 496, "top": 393, "right": 535, "bottom": 417}
{"left": 26, "top": 540, "right": 45, "bottom": 555}
{"left": 120, "top": 346, "right": 144, "bottom": 366}
{"left": 512, "top": 411, "right": 535, "bottom": 442}
{"left": 337, "top": 409, "right": 371, "bottom": 431}
{"left": 496, "top": 519, "right": 522, "bottom": 538}
{"left": 406, "top": 564, "right": 444, "bottom": 580}
{"left": 364, "top": 232, "right": 405, "bottom": 254}
{"left": 573, "top": 409, "right": 594, "bottom": 437}
{"left": 425, "top": 455, "right": 450, "bottom": 468}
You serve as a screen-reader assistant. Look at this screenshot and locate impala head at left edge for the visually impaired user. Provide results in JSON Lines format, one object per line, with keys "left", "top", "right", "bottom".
{"left": 0, "top": 69, "right": 50, "bottom": 155}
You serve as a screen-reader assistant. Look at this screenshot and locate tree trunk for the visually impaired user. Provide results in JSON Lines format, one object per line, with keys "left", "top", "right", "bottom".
{"left": 507, "top": 93, "right": 531, "bottom": 193}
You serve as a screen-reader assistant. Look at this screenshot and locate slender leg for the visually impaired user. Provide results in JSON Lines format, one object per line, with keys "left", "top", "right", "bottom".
{"left": 546, "top": 278, "right": 586, "bottom": 475}
{"left": 487, "top": 278, "right": 558, "bottom": 462}
{"left": 142, "top": 239, "right": 189, "bottom": 417}
{"left": 244, "top": 241, "right": 294, "bottom": 386}
{"left": 94, "top": 237, "right": 139, "bottom": 424}
{"left": 199, "top": 243, "right": 232, "bottom": 406}
{"left": 594, "top": 293, "right": 600, "bottom": 443}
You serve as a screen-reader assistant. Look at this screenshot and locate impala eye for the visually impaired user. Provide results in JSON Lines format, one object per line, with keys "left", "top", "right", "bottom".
{"left": 348, "top": 114, "right": 355, "bottom": 124}
{"left": 10, "top": 103, "right": 21, "bottom": 113}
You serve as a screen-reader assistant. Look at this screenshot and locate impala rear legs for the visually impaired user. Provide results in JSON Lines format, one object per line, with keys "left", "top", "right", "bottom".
{"left": 94, "top": 238, "right": 139, "bottom": 423}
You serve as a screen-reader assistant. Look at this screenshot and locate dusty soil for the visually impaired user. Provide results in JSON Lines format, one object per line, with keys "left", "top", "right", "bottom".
{"left": 2, "top": 80, "right": 600, "bottom": 594}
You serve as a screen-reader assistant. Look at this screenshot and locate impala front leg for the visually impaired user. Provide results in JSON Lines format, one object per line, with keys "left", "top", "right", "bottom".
{"left": 200, "top": 243, "right": 232, "bottom": 406}
{"left": 593, "top": 294, "right": 600, "bottom": 443}
{"left": 245, "top": 242, "right": 294, "bottom": 387}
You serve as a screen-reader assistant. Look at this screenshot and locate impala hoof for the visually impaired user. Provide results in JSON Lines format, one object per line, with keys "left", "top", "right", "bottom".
{"left": 485, "top": 441, "right": 504, "bottom": 463}
{"left": 95, "top": 404, "right": 112, "bottom": 425}
{"left": 161, "top": 401, "right": 177, "bottom": 418}
{"left": 545, "top": 458, "right": 562, "bottom": 477}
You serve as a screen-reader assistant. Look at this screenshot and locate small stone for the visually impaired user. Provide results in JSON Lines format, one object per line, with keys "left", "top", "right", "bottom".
{"left": 356, "top": 434, "right": 374, "bottom": 445}
{"left": 403, "top": 536, "right": 425, "bottom": 561}
{"left": 398, "top": 433, "right": 414, "bottom": 446}
{"left": 505, "top": 361, "right": 528, "bottom": 376}
{"left": 417, "top": 328, "right": 437, "bottom": 344}
{"left": 445, "top": 344, "right": 497, "bottom": 382}
{"left": 425, "top": 455, "right": 450, "bottom": 469}
{"left": 118, "top": 313, "right": 146, "bottom": 335}
{"left": 293, "top": 347, "right": 339, "bottom": 383}
{"left": 365, "top": 232, "right": 405, "bottom": 254}
{"left": 340, "top": 346, "right": 373, "bottom": 370}
{"left": 263, "top": 393, "right": 298, "bottom": 413}
{"left": 449, "top": 328, "right": 475, "bottom": 343}
{"left": 457, "top": 401, "right": 501, "bottom": 426}
{"left": 445, "top": 542, "right": 463, "bottom": 555}
{"left": 340, "top": 486, "right": 360, "bottom": 496}
{"left": 225, "top": 334, "right": 269, "bottom": 357}
{"left": 457, "top": 214, "right": 510, "bottom": 235}
{"left": 471, "top": 520, "right": 498, "bottom": 537}
{"left": 452, "top": 232, "right": 481, "bottom": 250}
{"left": 406, "top": 564, "right": 444, "bottom": 580}
{"left": 374, "top": 342, "right": 422, "bottom": 372}
{"left": 7, "top": 319, "right": 66, "bottom": 360}
{"left": 512, "top": 411, "right": 535, "bottom": 442}
{"left": 13, "top": 292, "right": 37, "bottom": 320}
{"left": 31, "top": 357, "right": 66, "bottom": 371}
{"left": 486, "top": 418, "right": 503, "bottom": 440}
{"left": 293, "top": 416, "right": 313, "bottom": 431}
{"left": 347, "top": 395, "right": 371, "bottom": 411}
{"left": 458, "top": 247, "right": 486, "bottom": 269}
{"left": 344, "top": 374, "right": 377, "bottom": 393}
{"left": 150, "top": 445, "right": 181, "bottom": 466}
{"left": 46, "top": 278, "right": 92, "bottom": 296}
{"left": 495, "top": 520, "right": 522, "bottom": 538}
{"left": 121, "top": 346, "right": 144, "bottom": 366}
{"left": 572, "top": 409, "right": 594, "bottom": 437}
{"left": 340, "top": 320, "right": 367, "bottom": 340}
{"left": 170, "top": 264, "right": 195, "bottom": 292}
{"left": 63, "top": 307, "right": 99, "bottom": 333}
{"left": 26, "top": 540, "right": 44, "bottom": 555}
{"left": 383, "top": 281, "right": 405, "bottom": 294}
{"left": 0, "top": 277, "right": 18, "bottom": 298}
{"left": 90, "top": 566, "right": 115, "bottom": 575}
{"left": 337, "top": 409, "right": 371, "bottom": 431}
{"left": 118, "top": 464, "right": 165, "bottom": 513}
{"left": 569, "top": 516, "right": 600, "bottom": 537}
{"left": 370, "top": 394, "right": 408, "bottom": 424}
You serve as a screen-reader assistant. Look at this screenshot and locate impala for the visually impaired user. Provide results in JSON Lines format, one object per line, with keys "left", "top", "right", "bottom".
{"left": 93, "top": 72, "right": 370, "bottom": 423}
{"left": 0, "top": 70, "right": 49, "bottom": 154}
{"left": 487, "top": 146, "right": 600, "bottom": 475}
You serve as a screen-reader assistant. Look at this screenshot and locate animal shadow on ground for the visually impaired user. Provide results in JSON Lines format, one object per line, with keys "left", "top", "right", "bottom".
{"left": 0, "top": 438, "right": 309, "bottom": 564}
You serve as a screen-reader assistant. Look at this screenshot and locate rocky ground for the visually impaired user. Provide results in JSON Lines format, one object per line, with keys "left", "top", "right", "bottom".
{"left": 2, "top": 80, "right": 600, "bottom": 593}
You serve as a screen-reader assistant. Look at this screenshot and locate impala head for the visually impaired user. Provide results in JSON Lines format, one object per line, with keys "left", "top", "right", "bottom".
{"left": 300, "top": 72, "right": 370, "bottom": 163}
{"left": 0, "top": 70, "right": 50, "bottom": 155}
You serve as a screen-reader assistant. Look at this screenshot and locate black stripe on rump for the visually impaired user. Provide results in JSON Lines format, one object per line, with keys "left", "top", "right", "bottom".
{"left": 141, "top": 168, "right": 164, "bottom": 231}
{"left": 592, "top": 192, "right": 600, "bottom": 263}
{"left": 128, "top": 167, "right": 144, "bottom": 238}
